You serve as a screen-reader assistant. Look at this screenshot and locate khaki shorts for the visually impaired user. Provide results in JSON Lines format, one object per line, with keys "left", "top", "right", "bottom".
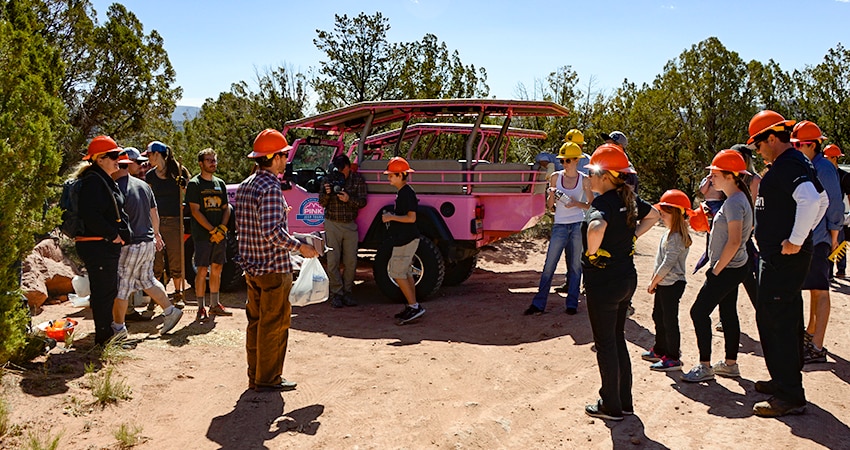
{"left": 388, "top": 238, "right": 419, "bottom": 279}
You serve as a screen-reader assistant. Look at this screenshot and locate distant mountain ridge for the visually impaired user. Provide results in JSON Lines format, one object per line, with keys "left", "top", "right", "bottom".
{"left": 172, "top": 105, "right": 200, "bottom": 130}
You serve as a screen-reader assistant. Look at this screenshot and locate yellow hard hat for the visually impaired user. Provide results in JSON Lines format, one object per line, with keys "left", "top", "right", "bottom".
{"left": 565, "top": 129, "right": 585, "bottom": 145}
{"left": 558, "top": 141, "right": 582, "bottom": 159}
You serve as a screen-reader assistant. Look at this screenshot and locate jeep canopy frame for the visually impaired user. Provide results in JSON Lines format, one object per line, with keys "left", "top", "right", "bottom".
{"left": 283, "top": 99, "right": 569, "bottom": 165}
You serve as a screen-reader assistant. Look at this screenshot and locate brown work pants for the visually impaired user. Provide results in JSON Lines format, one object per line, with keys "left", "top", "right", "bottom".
{"left": 245, "top": 272, "right": 293, "bottom": 389}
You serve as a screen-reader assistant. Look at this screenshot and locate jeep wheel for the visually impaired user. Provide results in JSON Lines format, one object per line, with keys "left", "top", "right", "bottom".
{"left": 442, "top": 254, "right": 477, "bottom": 286}
{"left": 373, "top": 237, "right": 445, "bottom": 301}
{"left": 184, "top": 234, "right": 245, "bottom": 292}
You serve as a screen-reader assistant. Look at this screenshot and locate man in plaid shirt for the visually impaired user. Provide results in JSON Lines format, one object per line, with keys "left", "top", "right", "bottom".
{"left": 235, "top": 128, "right": 318, "bottom": 393}
{"left": 319, "top": 154, "right": 367, "bottom": 308}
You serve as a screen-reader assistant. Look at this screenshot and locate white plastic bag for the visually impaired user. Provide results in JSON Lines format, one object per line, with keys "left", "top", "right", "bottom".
{"left": 289, "top": 257, "right": 329, "bottom": 306}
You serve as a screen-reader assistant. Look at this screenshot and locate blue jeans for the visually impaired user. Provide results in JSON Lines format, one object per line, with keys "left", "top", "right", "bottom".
{"left": 531, "top": 222, "right": 583, "bottom": 310}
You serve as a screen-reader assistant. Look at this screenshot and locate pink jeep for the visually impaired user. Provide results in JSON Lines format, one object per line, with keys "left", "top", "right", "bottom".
{"left": 239, "top": 99, "right": 567, "bottom": 300}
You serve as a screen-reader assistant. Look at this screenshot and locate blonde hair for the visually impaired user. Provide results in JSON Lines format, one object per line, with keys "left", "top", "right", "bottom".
{"left": 661, "top": 205, "right": 693, "bottom": 248}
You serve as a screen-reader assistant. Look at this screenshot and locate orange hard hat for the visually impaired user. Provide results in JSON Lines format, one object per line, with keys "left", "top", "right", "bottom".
{"left": 790, "top": 120, "right": 826, "bottom": 143}
{"left": 656, "top": 189, "right": 693, "bottom": 215}
{"left": 584, "top": 143, "right": 635, "bottom": 174}
{"left": 84, "top": 135, "right": 120, "bottom": 160}
{"left": 747, "top": 110, "right": 795, "bottom": 144}
{"left": 689, "top": 204, "right": 710, "bottom": 232}
{"left": 249, "top": 129, "right": 291, "bottom": 158}
{"left": 383, "top": 156, "right": 415, "bottom": 174}
{"left": 706, "top": 149, "right": 751, "bottom": 176}
{"left": 824, "top": 144, "right": 844, "bottom": 158}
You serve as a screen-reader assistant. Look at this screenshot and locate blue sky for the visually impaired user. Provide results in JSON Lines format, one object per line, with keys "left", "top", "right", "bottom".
{"left": 91, "top": 0, "right": 850, "bottom": 108}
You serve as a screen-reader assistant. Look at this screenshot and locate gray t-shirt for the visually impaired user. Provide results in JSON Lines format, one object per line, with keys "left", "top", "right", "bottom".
{"left": 117, "top": 175, "right": 157, "bottom": 244}
{"left": 708, "top": 190, "right": 753, "bottom": 269}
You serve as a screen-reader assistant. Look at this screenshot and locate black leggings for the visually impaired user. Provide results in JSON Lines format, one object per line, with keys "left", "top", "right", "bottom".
{"left": 652, "top": 280, "right": 686, "bottom": 360}
{"left": 690, "top": 265, "right": 748, "bottom": 362}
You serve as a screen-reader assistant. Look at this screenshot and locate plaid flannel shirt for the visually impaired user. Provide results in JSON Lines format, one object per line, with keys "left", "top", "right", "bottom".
{"left": 318, "top": 171, "right": 368, "bottom": 223}
{"left": 234, "top": 169, "right": 302, "bottom": 276}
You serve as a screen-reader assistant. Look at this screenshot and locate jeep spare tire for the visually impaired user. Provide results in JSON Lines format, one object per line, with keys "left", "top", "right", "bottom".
{"left": 373, "top": 237, "right": 445, "bottom": 301}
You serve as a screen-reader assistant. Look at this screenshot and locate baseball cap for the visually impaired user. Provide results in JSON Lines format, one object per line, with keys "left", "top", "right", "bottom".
{"left": 600, "top": 131, "right": 628, "bottom": 148}
{"left": 120, "top": 147, "right": 148, "bottom": 163}
{"left": 145, "top": 140, "right": 168, "bottom": 155}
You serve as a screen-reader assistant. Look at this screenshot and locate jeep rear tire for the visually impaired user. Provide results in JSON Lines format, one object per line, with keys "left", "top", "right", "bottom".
{"left": 184, "top": 233, "right": 245, "bottom": 292}
{"left": 373, "top": 237, "right": 445, "bottom": 301}
{"left": 442, "top": 254, "right": 477, "bottom": 286}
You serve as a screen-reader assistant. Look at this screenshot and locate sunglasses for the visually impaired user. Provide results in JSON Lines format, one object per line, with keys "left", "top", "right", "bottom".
{"left": 792, "top": 141, "right": 815, "bottom": 149}
{"left": 99, "top": 151, "right": 121, "bottom": 161}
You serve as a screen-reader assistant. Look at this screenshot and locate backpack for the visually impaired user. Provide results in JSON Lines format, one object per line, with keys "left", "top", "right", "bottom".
{"left": 59, "top": 172, "right": 120, "bottom": 238}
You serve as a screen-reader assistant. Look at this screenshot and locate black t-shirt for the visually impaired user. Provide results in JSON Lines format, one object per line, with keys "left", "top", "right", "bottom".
{"left": 755, "top": 148, "right": 820, "bottom": 256}
{"left": 146, "top": 167, "right": 190, "bottom": 217}
{"left": 582, "top": 189, "right": 653, "bottom": 280}
{"left": 389, "top": 184, "right": 420, "bottom": 246}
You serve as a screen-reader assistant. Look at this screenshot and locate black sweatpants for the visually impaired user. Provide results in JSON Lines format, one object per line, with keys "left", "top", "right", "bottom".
{"left": 76, "top": 240, "right": 121, "bottom": 345}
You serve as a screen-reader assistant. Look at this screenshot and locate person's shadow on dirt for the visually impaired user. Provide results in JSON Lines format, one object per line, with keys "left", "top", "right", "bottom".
{"left": 777, "top": 401, "right": 850, "bottom": 448}
{"left": 18, "top": 339, "right": 104, "bottom": 396}
{"left": 663, "top": 373, "right": 754, "bottom": 419}
{"left": 605, "top": 414, "right": 669, "bottom": 449}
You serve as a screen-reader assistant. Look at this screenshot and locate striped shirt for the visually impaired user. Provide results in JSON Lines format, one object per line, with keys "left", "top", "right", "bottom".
{"left": 234, "top": 169, "right": 302, "bottom": 276}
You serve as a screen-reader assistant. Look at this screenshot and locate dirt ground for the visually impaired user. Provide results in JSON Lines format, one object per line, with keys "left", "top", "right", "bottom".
{"left": 2, "top": 224, "right": 850, "bottom": 449}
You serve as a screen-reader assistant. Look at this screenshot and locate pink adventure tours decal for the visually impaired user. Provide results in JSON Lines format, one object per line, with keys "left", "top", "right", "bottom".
{"left": 296, "top": 198, "right": 324, "bottom": 226}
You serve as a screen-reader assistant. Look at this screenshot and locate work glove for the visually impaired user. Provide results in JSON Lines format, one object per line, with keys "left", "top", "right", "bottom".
{"left": 585, "top": 248, "right": 612, "bottom": 269}
{"left": 209, "top": 224, "right": 227, "bottom": 244}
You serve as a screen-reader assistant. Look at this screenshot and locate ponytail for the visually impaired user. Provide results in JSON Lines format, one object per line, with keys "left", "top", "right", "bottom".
{"left": 611, "top": 173, "right": 638, "bottom": 228}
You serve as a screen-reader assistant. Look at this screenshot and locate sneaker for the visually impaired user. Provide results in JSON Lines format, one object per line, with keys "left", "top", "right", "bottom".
{"left": 753, "top": 397, "right": 806, "bottom": 417}
{"left": 398, "top": 305, "right": 425, "bottom": 323}
{"left": 681, "top": 364, "right": 714, "bottom": 382}
{"left": 641, "top": 348, "right": 662, "bottom": 363}
{"left": 755, "top": 380, "right": 778, "bottom": 395}
{"left": 715, "top": 321, "right": 724, "bottom": 332}
{"left": 713, "top": 361, "right": 741, "bottom": 378}
{"left": 109, "top": 327, "right": 128, "bottom": 343}
{"left": 523, "top": 305, "right": 544, "bottom": 316}
{"left": 255, "top": 379, "right": 297, "bottom": 392}
{"left": 147, "top": 300, "right": 158, "bottom": 312}
{"left": 171, "top": 292, "right": 185, "bottom": 309}
{"left": 554, "top": 282, "right": 569, "bottom": 293}
{"left": 650, "top": 356, "right": 683, "bottom": 372}
{"left": 584, "top": 400, "right": 623, "bottom": 421}
{"left": 196, "top": 306, "right": 208, "bottom": 322}
{"left": 342, "top": 292, "right": 358, "bottom": 307}
{"left": 803, "top": 331, "right": 813, "bottom": 344}
{"left": 330, "top": 294, "right": 344, "bottom": 309}
{"left": 803, "top": 343, "right": 827, "bottom": 364}
{"left": 160, "top": 308, "right": 183, "bottom": 334}
{"left": 209, "top": 304, "right": 233, "bottom": 316}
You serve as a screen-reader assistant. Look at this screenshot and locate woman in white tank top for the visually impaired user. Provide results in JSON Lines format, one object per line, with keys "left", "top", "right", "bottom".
{"left": 524, "top": 142, "right": 593, "bottom": 315}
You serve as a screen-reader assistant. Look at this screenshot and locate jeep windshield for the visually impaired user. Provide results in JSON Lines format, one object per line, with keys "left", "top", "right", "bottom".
{"left": 289, "top": 138, "right": 337, "bottom": 172}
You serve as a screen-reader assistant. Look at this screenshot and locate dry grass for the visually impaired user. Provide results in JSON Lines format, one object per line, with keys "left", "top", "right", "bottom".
{"left": 86, "top": 364, "right": 131, "bottom": 405}
{"left": 113, "top": 422, "right": 143, "bottom": 449}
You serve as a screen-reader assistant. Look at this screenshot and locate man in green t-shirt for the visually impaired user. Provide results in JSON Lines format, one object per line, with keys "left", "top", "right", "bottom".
{"left": 185, "top": 148, "right": 232, "bottom": 319}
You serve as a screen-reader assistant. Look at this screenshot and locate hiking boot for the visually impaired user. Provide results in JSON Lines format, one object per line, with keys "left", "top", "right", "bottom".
{"left": 342, "top": 292, "right": 358, "bottom": 307}
{"left": 641, "top": 348, "right": 662, "bottom": 363}
{"left": 554, "top": 281, "right": 569, "bottom": 293}
{"left": 753, "top": 397, "right": 806, "bottom": 417}
{"left": 523, "top": 305, "right": 544, "bottom": 316}
{"left": 712, "top": 361, "right": 741, "bottom": 378}
{"left": 160, "top": 308, "right": 184, "bottom": 335}
{"left": 330, "top": 294, "right": 344, "bottom": 309}
{"left": 566, "top": 307, "right": 577, "bottom": 315}
{"left": 681, "top": 364, "right": 714, "bottom": 382}
{"left": 209, "top": 304, "right": 233, "bottom": 316}
{"left": 755, "top": 380, "right": 778, "bottom": 395}
{"left": 584, "top": 399, "right": 623, "bottom": 421}
{"left": 398, "top": 305, "right": 425, "bottom": 323}
{"left": 255, "top": 379, "right": 297, "bottom": 392}
{"left": 171, "top": 292, "right": 185, "bottom": 309}
{"left": 650, "top": 356, "right": 683, "bottom": 372}
{"left": 803, "top": 343, "right": 827, "bottom": 364}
